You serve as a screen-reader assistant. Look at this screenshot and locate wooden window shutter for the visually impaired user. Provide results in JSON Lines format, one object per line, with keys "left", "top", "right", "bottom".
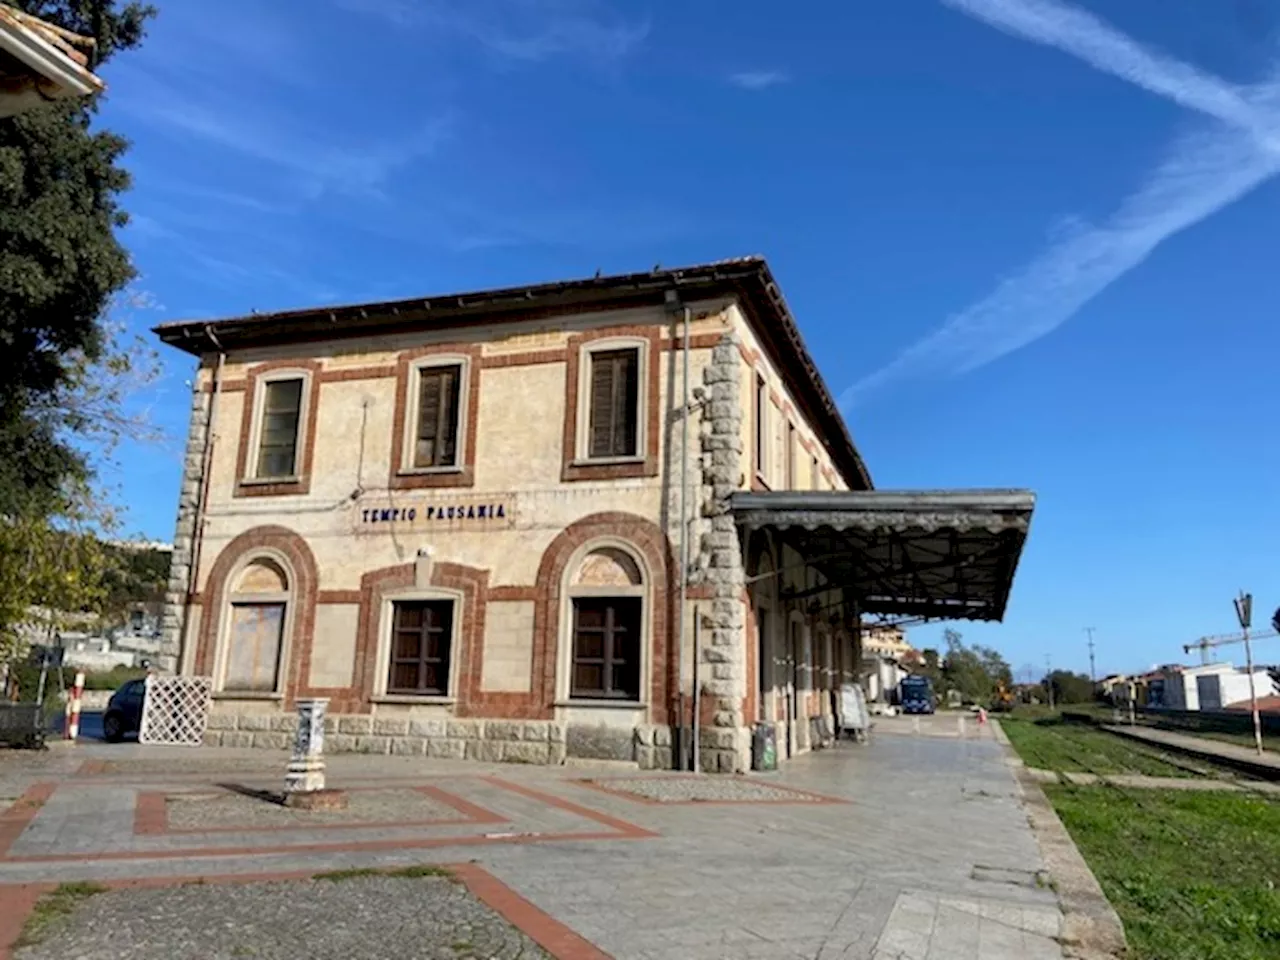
{"left": 414, "top": 365, "right": 461, "bottom": 468}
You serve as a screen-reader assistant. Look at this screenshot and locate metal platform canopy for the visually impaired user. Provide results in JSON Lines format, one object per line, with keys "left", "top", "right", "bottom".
{"left": 731, "top": 489, "right": 1036, "bottom": 622}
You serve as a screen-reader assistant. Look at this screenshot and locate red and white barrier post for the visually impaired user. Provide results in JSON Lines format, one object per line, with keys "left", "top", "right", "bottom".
{"left": 65, "top": 671, "right": 85, "bottom": 741}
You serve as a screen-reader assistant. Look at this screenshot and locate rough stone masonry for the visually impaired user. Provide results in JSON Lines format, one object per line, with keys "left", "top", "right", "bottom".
{"left": 697, "top": 332, "right": 749, "bottom": 773}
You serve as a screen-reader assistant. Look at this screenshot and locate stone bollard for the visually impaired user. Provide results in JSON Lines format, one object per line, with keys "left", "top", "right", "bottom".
{"left": 957, "top": 715, "right": 967, "bottom": 738}
{"left": 284, "top": 698, "right": 345, "bottom": 810}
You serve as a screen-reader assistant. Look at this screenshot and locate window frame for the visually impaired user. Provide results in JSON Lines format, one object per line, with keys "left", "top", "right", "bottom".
{"left": 213, "top": 550, "right": 295, "bottom": 699}
{"left": 754, "top": 371, "right": 769, "bottom": 486}
{"left": 785, "top": 421, "right": 797, "bottom": 490}
{"left": 557, "top": 539, "right": 650, "bottom": 707}
{"left": 574, "top": 338, "right": 648, "bottom": 466}
{"left": 569, "top": 596, "right": 643, "bottom": 701}
{"left": 385, "top": 598, "right": 455, "bottom": 697}
{"left": 372, "top": 587, "right": 464, "bottom": 703}
{"left": 244, "top": 370, "right": 312, "bottom": 485}
{"left": 399, "top": 355, "right": 471, "bottom": 476}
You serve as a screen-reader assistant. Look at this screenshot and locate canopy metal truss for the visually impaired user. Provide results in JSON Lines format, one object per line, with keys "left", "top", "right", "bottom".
{"left": 731, "top": 489, "right": 1035, "bottom": 622}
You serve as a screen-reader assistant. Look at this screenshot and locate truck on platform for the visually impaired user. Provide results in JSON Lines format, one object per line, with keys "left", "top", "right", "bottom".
{"left": 899, "top": 675, "right": 936, "bottom": 715}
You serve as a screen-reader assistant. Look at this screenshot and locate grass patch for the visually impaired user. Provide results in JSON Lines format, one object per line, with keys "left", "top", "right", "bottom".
{"left": 1046, "top": 785, "right": 1280, "bottom": 960}
{"left": 312, "top": 864, "right": 453, "bottom": 882}
{"left": 1002, "top": 718, "right": 1209, "bottom": 777}
{"left": 15, "top": 882, "right": 108, "bottom": 948}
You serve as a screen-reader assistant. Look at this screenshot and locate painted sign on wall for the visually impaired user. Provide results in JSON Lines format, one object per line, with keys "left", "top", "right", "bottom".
{"left": 355, "top": 496, "right": 515, "bottom": 532}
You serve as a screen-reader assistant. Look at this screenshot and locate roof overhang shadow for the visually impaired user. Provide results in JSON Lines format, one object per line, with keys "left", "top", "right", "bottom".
{"left": 731, "top": 490, "right": 1035, "bottom": 622}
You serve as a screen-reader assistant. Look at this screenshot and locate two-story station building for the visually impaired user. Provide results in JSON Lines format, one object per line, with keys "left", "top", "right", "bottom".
{"left": 154, "top": 258, "right": 1034, "bottom": 772}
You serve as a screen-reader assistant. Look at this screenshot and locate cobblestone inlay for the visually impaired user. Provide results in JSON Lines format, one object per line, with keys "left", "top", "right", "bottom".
{"left": 11, "top": 874, "right": 554, "bottom": 960}
{"left": 579, "top": 775, "right": 847, "bottom": 805}
{"left": 159, "top": 787, "right": 479, "bottom": 832}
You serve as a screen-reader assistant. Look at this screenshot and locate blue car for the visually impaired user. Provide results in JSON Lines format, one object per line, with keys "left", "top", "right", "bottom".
{"left": 102, "top": 679, "right": 146, "bottom": 742}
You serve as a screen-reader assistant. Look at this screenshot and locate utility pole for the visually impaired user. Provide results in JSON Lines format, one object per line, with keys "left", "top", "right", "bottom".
{"left": 1234, "top": 592, "right": 1263, "bottom": 757}
{"left": 1182, "top": 596, "right": 1272, "bottom": 756}
{"left": 1045, "top": 654, "right": 1054, "bottom": 711}
{"left": 1084, "top": 627, "right": 1097, "bottom": 686}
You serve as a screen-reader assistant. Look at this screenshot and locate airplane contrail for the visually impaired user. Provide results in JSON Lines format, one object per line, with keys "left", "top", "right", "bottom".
{"left": 841, "top": 1, "right": 1280, "bottom": 406}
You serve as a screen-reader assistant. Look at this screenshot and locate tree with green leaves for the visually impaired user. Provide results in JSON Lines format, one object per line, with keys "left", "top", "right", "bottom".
{"left": 1042, "top": 670, "right": 1095, "bottom": 705}
{"left": 938, "top": 628, "right": 1013, "bottom": 704}
{"left": 0, "top": 0, "right": 157, "bottom": 665}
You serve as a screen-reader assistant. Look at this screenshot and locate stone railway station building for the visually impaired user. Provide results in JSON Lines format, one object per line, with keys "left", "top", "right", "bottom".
{"left": 154, "top": 258, "right": 1034, "bottom": 773}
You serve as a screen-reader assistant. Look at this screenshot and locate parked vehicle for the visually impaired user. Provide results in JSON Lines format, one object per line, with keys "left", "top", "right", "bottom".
{"left": 899, "top": 675, "right": 936, "bottom": 715}
{"left": 102, "top": 679, "right": 146, "bottom": 742}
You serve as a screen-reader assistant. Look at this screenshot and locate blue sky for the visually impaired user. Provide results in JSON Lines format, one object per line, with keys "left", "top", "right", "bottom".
{"left": 97, "top": 0, "right": 1280, "bottom": 680}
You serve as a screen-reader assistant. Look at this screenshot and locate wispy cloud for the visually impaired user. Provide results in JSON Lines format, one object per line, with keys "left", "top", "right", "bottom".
{"left": 335, "top": 0, "right": 648, "bottom": 64}
{"left": 728, "top": 70, "right": 789, "bottom": 91}
{"left": 841, "top": 0, "right": 1280, "bottom": 405}
{"left": 122, "top": 89, "right": 453, "bottom": 199}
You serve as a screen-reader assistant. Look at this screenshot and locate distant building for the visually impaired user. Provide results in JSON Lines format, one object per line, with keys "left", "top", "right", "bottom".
{"left": 1148, "top": 662, "right": 1279, "bottom": 711}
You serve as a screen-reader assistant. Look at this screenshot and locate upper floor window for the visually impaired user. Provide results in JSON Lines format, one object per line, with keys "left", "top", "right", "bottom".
{"left": 587, "top": 346, "right": 640, "bottom": 460}
{"left": 412, "top": 362, "right": 463, "bottom": 469}
{"left": 754, "top": 373, "right": 768, "bottom": 482}
{"left": 786, "top": 421, "right": 797, "bottom": 489}
{"left": 254, "top": 376, "right": 305, "bottom": 480}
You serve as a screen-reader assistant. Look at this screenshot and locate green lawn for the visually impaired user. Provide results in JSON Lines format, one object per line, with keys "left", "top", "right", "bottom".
{"left": 1046, "top": 785, "right": 1280, "bottom": 960}
{"left": 1001, "top": 718, "right": 1206, "bottom": 777}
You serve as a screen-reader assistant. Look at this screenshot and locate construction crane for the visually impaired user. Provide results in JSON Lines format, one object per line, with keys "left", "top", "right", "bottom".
{"left": 1183, "top": 629, "right": 1278, "bottom": 664}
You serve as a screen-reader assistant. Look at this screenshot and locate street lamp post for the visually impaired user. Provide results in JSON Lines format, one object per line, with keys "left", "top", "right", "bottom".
{"left": 1233, "top": 592, "right": 1263, "bottom": 757}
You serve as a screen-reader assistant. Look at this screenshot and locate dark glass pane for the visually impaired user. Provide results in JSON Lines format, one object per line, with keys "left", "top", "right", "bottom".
{"left": 395, "top": 604, "right": 423, "bottom": 629}
{"left": 573, "top": 663, "right": 603, "bottom": 695}
{"left": 256, "top": 379, "right": 303, "bottom": 478}
{"left": 389, "top": 663, "right": 419, "bottom": 692}
{"left": 575, "top": 630, "right": 604, "bottom": 660}
{"left": 575, "top": 603, "right": 605, "bottom": 629}
{"left": 392, "top": 630, "right": 420, "bottom": 660}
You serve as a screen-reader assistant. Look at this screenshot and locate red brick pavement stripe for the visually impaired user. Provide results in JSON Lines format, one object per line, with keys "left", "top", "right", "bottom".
{"left": 574, "top": 775, "right": 850, "bottom": 806}
{"left": 0, "top": 864, "right": 609, "bottom": 960}
{"left": 451, "top": 862, "right": 614, "bottom": 960}
{"left": 479, "top": 777, "right": 658, "bottom": 837}
{"left": 133, "top": 784, "right": 508, "bottom": 835}
{"left": 1, "top": 778, "right": 655, "bottom": 863}
{"left": 0, "top": 784, "right": 56, "bottom": 858}
{"left": 0, "top": 882, "right": 55, "bottom": 960}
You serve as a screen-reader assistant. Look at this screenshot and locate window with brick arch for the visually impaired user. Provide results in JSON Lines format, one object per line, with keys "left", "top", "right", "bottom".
{"left": 221, "top": 557, "right": 290, "bottom": 694}
{"left": 567, "top": 546, "right": 646, "bottom": 702}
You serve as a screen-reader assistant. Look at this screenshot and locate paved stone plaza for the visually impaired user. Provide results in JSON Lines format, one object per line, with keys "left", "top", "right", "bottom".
{"left": 0, "top": 724, "right": 1073, "bottom": 960}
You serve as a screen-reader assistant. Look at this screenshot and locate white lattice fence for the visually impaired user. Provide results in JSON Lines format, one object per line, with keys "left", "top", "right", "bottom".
{"left": 139, "top": 675, "right": 212, "bottom": 746}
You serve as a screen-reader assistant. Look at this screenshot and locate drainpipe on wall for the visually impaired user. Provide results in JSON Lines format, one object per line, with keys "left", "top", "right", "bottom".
{"left": 672, "top": 298, "right": 692, "bottom": 770}
{"left": 177, "top": 325, "right": 225, "bottom": 674}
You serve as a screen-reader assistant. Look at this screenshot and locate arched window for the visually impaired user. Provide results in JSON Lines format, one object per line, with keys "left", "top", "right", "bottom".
{"left": 220, "top": 556, "right": 291, "bottom": 694}
{"left": 566, "top": 546, "right": 646, "bottom": 701}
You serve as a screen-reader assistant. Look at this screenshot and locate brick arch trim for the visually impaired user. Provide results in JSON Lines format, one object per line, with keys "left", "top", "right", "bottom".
{"left": 533, "top": 511, "right": 675, "bottom": 724}
{"left": 194, "top": 525, "right": 319, "bottom": 707}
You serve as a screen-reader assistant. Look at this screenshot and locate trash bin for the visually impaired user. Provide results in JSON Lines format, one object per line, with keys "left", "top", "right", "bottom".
{"left": 751, "top": 722, "right": 777, "bottom": 771}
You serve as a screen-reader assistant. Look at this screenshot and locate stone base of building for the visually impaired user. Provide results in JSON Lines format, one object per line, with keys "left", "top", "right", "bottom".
{"left": 201, "top": 713, "right": 751, "bottom": 772}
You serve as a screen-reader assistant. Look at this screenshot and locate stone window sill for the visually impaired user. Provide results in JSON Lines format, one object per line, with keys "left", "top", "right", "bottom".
{"left": 556, "top": 699, "right": 646, "bottom": 710}
{"left": 371, "top": 694, "right": 456, "bottom": 705}
{"left": 212, "top": 691, "right": 283, "bottom": 701}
